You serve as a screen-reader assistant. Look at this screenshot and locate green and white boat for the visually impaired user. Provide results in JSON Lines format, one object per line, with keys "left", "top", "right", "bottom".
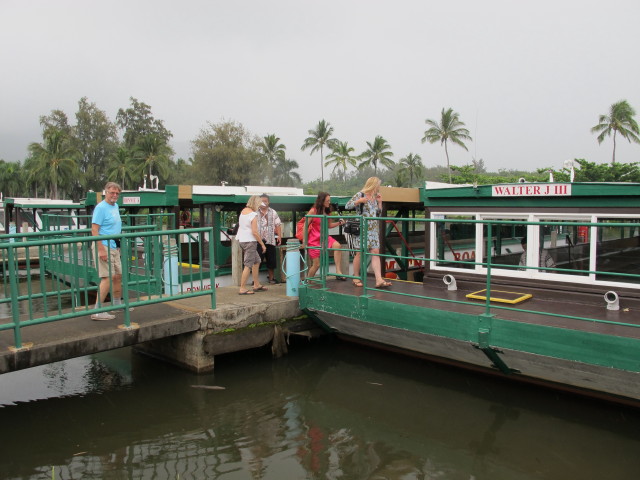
{"left": 301, "top": 182, "right": 640, "bottom": 406}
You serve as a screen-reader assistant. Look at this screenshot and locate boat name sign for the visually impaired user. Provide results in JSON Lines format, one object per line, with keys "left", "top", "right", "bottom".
{"left": 492, "top": 184, "right": 571, "bottom": 197}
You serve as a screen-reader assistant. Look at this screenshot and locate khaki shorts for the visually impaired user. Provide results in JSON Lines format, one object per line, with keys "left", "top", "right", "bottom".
{"left": 239, "top": 241, "right": 261, "bottom": 268}
{"left": 94, "top": 246, "right": 122, "bottom": 277}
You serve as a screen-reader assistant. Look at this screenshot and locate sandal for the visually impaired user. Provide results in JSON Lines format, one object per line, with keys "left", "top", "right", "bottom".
{"left": 375, "top": 281, "right": 392, "bottom": 288}
{"left": 239, "top": 290, "right": 255, "bottom": 295}
{"left": 353, "top": 280, "right": 364, "bottom": 287}
{"left": 336, "top": 276, "right": 347, "bottom": 281}
{"left": 253, "top": 285, "right": 268, "bottom": 292}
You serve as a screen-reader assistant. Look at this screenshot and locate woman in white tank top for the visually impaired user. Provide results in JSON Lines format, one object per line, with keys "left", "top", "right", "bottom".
{"left": 237, "top": 195, "right": 267, "bottom": 295}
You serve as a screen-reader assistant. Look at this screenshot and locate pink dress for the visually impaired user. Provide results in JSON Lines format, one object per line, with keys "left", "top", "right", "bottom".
{"left": 306, "top": 208, "right": 338, "bottom": 258}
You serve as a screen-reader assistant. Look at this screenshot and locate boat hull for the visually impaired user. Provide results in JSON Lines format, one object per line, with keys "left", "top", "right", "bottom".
{"left": 302, "top": 287, "right": 640, "bottom": 407}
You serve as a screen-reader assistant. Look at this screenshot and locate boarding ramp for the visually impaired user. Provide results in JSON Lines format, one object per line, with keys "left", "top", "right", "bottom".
{"left": 0, "top": 225, "right": 215, "bottom": 352}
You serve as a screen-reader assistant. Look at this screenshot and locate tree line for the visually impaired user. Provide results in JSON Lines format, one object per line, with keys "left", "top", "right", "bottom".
{"left": 0, "top": 97, "right": 178, "bottom": 200}
{"left": 0, "top": 98, "right": 638, "bottom": 200}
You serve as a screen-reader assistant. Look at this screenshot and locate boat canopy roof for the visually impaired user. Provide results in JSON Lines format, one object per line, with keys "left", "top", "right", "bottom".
{"left": 2, "top": 197, "right": 82, "bottom": 209}
{"left": 84, "top": 185, "right": 349, "bottom": 210}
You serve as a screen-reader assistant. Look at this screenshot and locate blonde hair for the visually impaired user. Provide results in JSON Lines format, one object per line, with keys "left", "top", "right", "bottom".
{"left": 361, "top": 177, "right": 381, "bottom": 194}
{"left": 246, "top": 195, "right": 262, "bottom": 211}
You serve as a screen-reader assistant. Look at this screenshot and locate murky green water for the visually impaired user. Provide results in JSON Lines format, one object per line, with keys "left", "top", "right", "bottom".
{"left": 1, "top": 338, "right": 640, "bottom": 479}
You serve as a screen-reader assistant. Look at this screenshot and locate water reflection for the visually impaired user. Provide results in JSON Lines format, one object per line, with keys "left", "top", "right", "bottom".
{"left": 1, "top": 340, "right": 640, "bottom": 479}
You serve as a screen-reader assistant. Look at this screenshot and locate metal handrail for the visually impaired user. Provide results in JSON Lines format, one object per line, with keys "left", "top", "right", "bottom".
{"left": 306, "top": 214, "right": 640, "bottom": 330}
{"left": 1, "top": 227, "right": 216, "bottom": 349}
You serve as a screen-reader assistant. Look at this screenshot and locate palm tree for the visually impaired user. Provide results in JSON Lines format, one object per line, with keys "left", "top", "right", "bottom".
{"left": 398, "top": 153, "right": 424, "bottom": 186}
{"left": 134, "top": 134, "right": 172, "bottom": 187}
{"left": 394, "top": 168, "right": 409, "bottom": 187}
{"left": 259, "top": 134, "right": 286, "bottom": 164}
{"left": 422, "top": 108, "right": 472, "bottom": 183}
{"left": 325, "top": 140, "right": 357, "bottom": 180}
{"left": 273, "top": 157, "right": 302, "bottom": 187}
{"left": 359, "top": 135, "right": 394, "bottom": 175}
{"left": 301, "top": 119, "right": 335, "bottom": 188}
{"left": 591, "top": 100, "right": 640, "bottom": 164}
{"left": 0, "top": 161, "right": 24, "bottom": 197}
{"left": 27, "top": 130, "right": 79, "bottom": 199}
{"left": 107, "top": 147, "right": 136, "bottom": 189}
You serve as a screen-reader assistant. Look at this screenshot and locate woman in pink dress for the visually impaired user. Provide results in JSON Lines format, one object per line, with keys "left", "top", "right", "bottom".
{"left": 304, "top": 192, "right": 346, "bottom": 280}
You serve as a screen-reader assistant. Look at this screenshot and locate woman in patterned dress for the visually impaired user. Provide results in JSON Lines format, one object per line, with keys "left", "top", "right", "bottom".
{"left": 345, "top": 176, "right": 391, "bottom": 288}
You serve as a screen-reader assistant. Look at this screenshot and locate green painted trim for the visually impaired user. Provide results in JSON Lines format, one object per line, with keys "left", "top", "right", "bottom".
{"left": 302, "top": 288, "right": 640, "bottom": 373}
{"left": 489, "top": 318, "right": 640, "bottom": 371}
{"left": 422, "top": 182, "right": 640, "bottom": 209}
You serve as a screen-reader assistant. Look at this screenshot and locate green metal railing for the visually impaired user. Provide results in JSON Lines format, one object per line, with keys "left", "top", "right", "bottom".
{"left": 41, "top": 213, "right": 92, "bottom": 231}
{"left": 305, "top": 214, "right": 640, "bottom": 330}
{"left": 1, "top": 226, "right": 215, "bottom": 350}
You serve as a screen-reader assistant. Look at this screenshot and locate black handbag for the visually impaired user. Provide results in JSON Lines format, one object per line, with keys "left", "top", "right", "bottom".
{"left": 344, "top": 219, "right": 360, "bottom": 236}
{"left": 343, "top": 191, "right": 365, "bottom": 236}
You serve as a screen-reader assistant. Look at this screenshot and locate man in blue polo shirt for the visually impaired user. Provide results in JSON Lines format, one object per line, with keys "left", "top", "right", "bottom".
{"left": 91, "top": 182, "right": 123, "bottom": 320}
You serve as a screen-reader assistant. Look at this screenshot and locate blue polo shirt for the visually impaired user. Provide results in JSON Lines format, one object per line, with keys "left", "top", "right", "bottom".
{"left": 92, "top": 200, "right": 122, "bottom": 249}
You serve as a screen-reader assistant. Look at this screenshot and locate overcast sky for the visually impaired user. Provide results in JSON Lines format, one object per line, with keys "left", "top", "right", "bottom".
{"left": 1, "top": 0, "right": 639, "bottom": 183}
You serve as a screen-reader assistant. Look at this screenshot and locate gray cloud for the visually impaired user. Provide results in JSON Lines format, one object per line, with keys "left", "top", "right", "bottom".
{"left": 1, "top": 0, "right": 638, "bottom": 181}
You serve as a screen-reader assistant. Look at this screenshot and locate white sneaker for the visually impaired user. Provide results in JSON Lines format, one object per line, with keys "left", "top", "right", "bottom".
{"left": 91, "top": 312, "right": 115, "bottom": 321}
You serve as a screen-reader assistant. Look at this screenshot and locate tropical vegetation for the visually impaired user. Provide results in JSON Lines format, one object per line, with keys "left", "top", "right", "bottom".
{"left": 27, "top": 130, "right": 79, "bottom": 199}
{"left": 359, "top": 135, "right": 394, "bottom": 175}
{"left": 422, "top": 108, "right": 472, "bottom": 183}
{"left": 591, "top": 100, "right": 640, "bottom": 164}
{"left": 301, "top": 119, "right": 335, "bottom": 189}
{"left": 397, "top": 153, "right": 424, "bottom": 187}
{"left": 0, "top": 98, "right": 638, "bottom": 202}
{"left": 325, "top": 141, "right": 357, "bottom": 181}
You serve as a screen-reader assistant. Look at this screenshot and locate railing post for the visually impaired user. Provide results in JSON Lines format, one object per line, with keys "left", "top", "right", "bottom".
{"left": 121, "top": 235, "right": 131, "bottom": 328}
{"left": 360, "top": 215, "right": 367, "bottom": 294}
{"left": 321, "top": 215, "right": 328, "bottom": 288}
{"left": 7, "top": 244, "right": 23, "bottom": 349}
{"left": 485, "top": 222, "right": 492, "bottom": 316}
{"left": 208, "top": 228, "right": 216, "bottom": 309}
{"left": 153, "top": 234, "right": 163, "bottom": 295}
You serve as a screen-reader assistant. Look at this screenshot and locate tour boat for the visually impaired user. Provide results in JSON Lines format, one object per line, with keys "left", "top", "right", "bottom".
{"left": 300, "top": 181, "right": 640, "bottom": 406}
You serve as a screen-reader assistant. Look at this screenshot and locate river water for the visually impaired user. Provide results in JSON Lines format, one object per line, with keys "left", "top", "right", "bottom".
{"left": 1, "top": 337, "right": 640, "bottom": 480}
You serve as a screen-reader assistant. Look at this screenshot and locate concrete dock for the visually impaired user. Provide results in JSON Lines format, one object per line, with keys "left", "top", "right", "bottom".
{"left": 0, "top": 284, "right": 321, "bottom": 375}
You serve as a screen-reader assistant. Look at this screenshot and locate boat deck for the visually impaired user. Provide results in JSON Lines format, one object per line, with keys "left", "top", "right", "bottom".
{"left": 310, "top": 275, "right": 640, "bottom": 340}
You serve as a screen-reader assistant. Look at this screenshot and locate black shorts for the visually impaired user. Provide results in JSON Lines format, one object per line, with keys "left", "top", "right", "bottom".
{"left": 260, "top": 243, "right": 277, "bottom": 269}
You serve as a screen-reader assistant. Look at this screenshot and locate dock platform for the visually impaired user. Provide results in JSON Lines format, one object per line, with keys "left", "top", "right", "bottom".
{"left": 0, "top": 284, "right": 317, "bottom": 375}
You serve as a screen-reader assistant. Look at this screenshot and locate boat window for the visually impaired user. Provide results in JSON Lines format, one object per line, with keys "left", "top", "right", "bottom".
{"left": 535, "top": 220, "right": 589, "bottom": 276}
{"left": 434, "top": 215, "right": 476, "bottom": 269}
{"left": 595, "top": 218, "right": 640, "bottom": 284}
{"left": 480, "top": 219, "right": 527, "bottom": 271}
